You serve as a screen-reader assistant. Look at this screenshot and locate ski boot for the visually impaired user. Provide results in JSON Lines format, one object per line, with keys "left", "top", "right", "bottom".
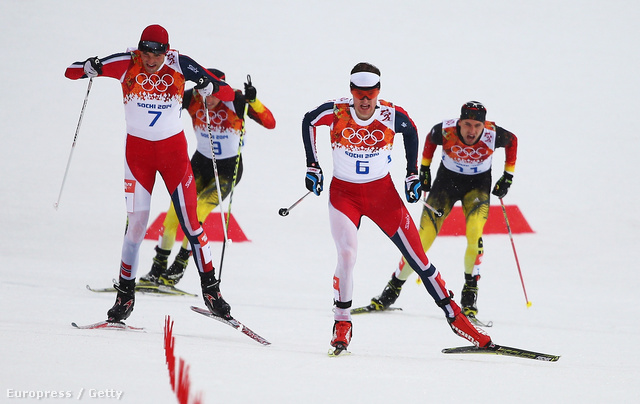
{"left": 461, "top": 274, "right": 479, "bottom": 316}
{"left": 330, "top": 320, "right": 353, "bottom": 352}
{"left": 139, "top": 246, "right": 171, "bottom": 285}
{"left": 107, "top": 277, "right": 135, "bottom": 323}
{"left": 370, "top": 274, "right": 405, "bottom": 310}
{"left": 445, "top": 300, "right": 491, "bottom": 347}
{"left": 200, "top": 270, "right": 231, "bottom": 319}
{"left": 159, "top": 247, "right": 191, "bottom": 286}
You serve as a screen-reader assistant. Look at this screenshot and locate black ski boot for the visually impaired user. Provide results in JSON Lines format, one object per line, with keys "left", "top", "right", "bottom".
{"left": 461, "top": 274, "right": 480, "bottom": 316}
{"left": 370, "top": 274, "right": 406, "bottom": 310}
{"left": 139, "top": 246, "right": 171, "bottom": 285}
{"left": 200, "top": 270, "right": 231, "bottom": 319}
{"left": 107, "top": 277, "right": 135, "bottom": 323}
{"left": 159, "top": 247, "right": 191, "bottom": 286}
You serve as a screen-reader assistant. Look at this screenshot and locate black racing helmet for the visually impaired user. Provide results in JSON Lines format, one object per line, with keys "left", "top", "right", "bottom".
{"left": 460, "top": 101, "right": 487, "bottom": 122}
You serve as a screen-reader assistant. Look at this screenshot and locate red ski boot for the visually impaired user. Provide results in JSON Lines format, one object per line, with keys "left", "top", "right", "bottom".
{"left": 330, "top": 320, "right": 353, "bottom": 355}
{"left": 447, "top": 305, "right": 491, "bottom": 348}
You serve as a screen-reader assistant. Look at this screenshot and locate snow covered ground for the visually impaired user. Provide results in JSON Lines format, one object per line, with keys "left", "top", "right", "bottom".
{"left": 1, "top": 0, "right": 638, "bottom": 402}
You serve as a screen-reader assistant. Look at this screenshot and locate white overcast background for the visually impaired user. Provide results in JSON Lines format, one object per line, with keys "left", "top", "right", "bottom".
{"left": 0, "top": 0, "right": 638, "bottom": 403}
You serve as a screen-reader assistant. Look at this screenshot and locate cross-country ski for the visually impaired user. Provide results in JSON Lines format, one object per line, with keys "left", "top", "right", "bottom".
{"left": 86, "top": 283, "right": 197, "bottom": 297}
{"left": 350, "top": 305, "right": 403, "bottom": 314}
{"left": 71, "top": 321, "right": 145, "bottom": 332}
{"left": 191, "top": 306, "right": 271, "bottom": 346}
{"left": 442, "top": 344, "right": 560, "bottom": 362}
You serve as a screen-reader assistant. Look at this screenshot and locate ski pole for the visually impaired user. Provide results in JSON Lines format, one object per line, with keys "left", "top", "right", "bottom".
{"left": 500, "top": 197, "right": 531, "bottom": 308}
{"left": 54, "top": 78, "right": 93, "bottom": 210}
{"left": 278, "top": 191, "right": 312, "bottom": 216}
{"left": 203, "top": 91, "right": 229, "bottom": 279}
{"left": 219, "top": 75, "right": 251, "bottom": 280}
{"left": 422, "top": 198, "right": 443, "bottom": 217}
{"left": 223, "top": 75, "right": 251, "bottom": 235}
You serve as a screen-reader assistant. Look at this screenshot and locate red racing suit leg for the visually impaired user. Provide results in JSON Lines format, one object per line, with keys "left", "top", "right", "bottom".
{"left": 329, "top": 175, "right": 459, "bottom": 319}
{"left": 120, "top": 133, "right": 213, "bottom": 280}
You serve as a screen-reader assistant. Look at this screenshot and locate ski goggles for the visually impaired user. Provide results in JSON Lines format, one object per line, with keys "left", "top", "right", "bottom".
{"left": 138, "top": 40, "right": 168, "bottom": 55}
{"left": 350, "top": 85, "right": 380, "bottom": 100}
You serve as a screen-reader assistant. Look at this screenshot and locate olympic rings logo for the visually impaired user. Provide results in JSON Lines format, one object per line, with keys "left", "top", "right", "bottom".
{"left": 341, "top": 127, "right": 385, "bottom": 146}
{"left": 196, "top": 109, "right": 228, "bottom": 125}
{"left": 451, "top": 145, "right": 490, "bottom": 159}
{"left": 135, "top": 73, "right": 175, "bottom": 92}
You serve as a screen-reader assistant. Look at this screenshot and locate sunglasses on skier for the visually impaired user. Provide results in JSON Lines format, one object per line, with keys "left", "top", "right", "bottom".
{"left": 350, "top": 86, "right": 380, "bottom": 100}
{"left": 138, "top": 41, "right": 168, "bottom": 55}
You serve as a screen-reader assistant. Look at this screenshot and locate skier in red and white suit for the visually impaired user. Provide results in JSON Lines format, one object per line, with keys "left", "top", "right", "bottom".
{"left": 65, "top": 24, "right": 233, "bottom": 321}
{"left": 301, "top": 62, "right": 492, "bottom": 353}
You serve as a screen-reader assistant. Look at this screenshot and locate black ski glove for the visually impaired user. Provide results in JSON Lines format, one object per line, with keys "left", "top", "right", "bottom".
{"left": 306, "top": 163, "right": 324, "bottom": 196}
{"left": 244, "top": 81, "right": 257, "bottom": 103}
{"left": 419, "top": 164, "right": 431, "bottom": 192}
{"left": 404, "top": 172, "right": 422, "bottom": 203}
{"left": 492, "top": 172, "right": 513, "bottom": 199}
{"left": 83, "top": 57, "right": 102, "bottom": 78}
{"left": 195, "top": 76, "right": 218, "bottom": 98}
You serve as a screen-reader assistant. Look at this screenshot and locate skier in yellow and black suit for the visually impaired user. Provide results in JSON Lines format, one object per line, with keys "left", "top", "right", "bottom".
{"left": 367, "top": 101, "right": 517, "bottom": 320}
{"left": 140, "top": 69, "right": 276, "bottom": 286}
